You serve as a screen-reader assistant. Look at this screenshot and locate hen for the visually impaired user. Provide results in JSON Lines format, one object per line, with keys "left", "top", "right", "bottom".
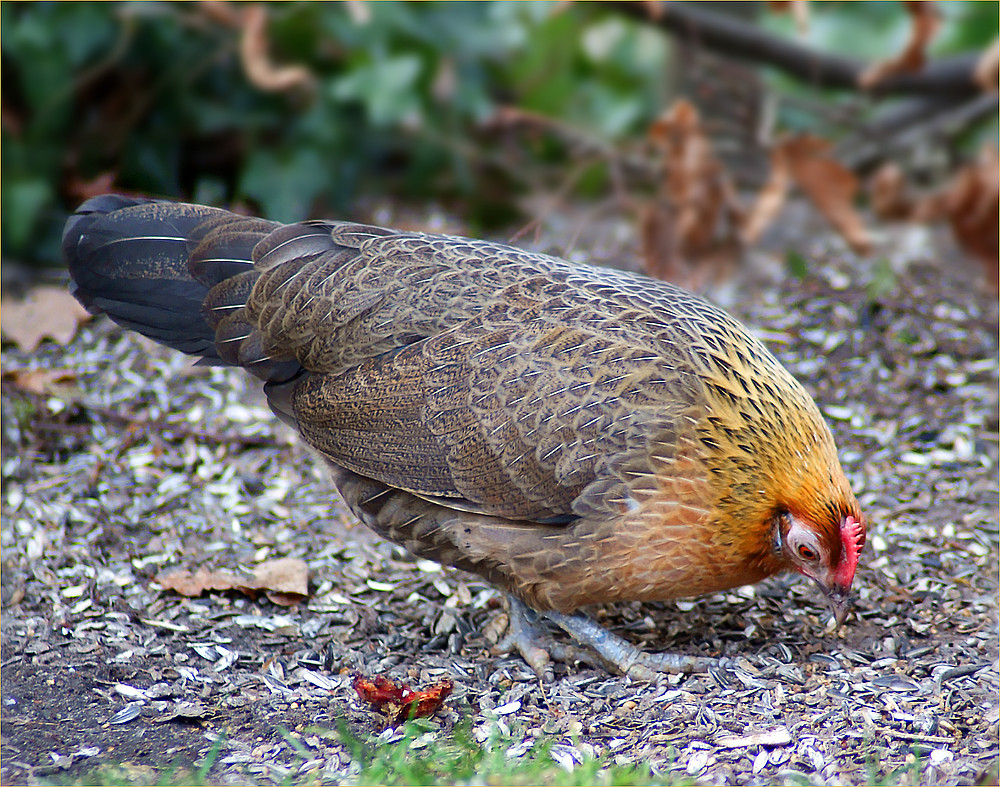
{"left": 64, "top": 195, "right": 866, "bottom": 679}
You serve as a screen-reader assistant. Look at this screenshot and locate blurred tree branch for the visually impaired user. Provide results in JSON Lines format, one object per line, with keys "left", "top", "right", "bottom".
{"left": 608, "top": 1, "right": 983, "bottom": 99}
{"left": 840, "top": 93, "right": 999, "bottom": 172}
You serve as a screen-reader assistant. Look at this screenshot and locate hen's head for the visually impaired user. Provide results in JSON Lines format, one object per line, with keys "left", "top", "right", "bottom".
{"left": 778, "top": 510, "right": 866, "bottom": 625}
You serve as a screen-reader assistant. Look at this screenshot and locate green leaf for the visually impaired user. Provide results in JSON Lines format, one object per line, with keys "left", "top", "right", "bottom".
{"left": 935, "top": 1, "right": 1000, "bottom": 54}
{"left": 786, "top": 250, "right": 809, "bottom": 280}
{"left": 2, "top": 178, "right": 53, "bottom": 253}
{"left": 867, "top": 258, "right": 897, "bottom": 301}
{"left": 238, "top": 148, "right": 330, "bottom": 223}
{"left": 331, "top": 54, "right": 425, "bottom": 127}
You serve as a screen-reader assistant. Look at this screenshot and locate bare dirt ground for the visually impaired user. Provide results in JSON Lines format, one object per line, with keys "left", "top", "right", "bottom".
{"left": 1, "top": 214, "right": 998, "bottom": 785}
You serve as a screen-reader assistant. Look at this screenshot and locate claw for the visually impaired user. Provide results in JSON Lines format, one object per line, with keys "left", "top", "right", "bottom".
{"left": 491, "top": 596, "right": 555, "bottom": 681}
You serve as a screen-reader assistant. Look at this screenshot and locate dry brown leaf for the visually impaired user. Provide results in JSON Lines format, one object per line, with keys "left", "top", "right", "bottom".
{"left": 1, "top": 368, "right": 78, "bottom": 396}
{"left": 1, "top": 286, "right": 92, "bottom": 352}
{"left": 867, "top": 148, "right": 997, "bottom": 288}
{"left": 240, "top": 4, "right": 314, "bottom": 93}
{"left": 741, "top": 143, "right": 792, "bottom": 244}
{"left": 265, "top": 591, "right": 306, "bottom": 607}
{"left": 870, "top": 162, "right": 914, "bottom": 220}
{"left": 940, "top": 146, "right": 998, "bottom": 288}
{"left": 643, "top": 100, "right": 744, "bottom": 287}
{"left": 156, "top": 558, "right": 309, "bottom": 604}
{"left": 644, "top": 0, "right": 665, "bottom": 21}
{"left": 66, "top": 172, "right": 117, "bottom": 204}
{"left": 253, "top": 557, "right": 309, "bottom": 594}
{"left": 781, "top": 134, "right": 872, "bottom": 255}
{"left": 975, "top": 37, "right": 999, "bottom": 92}
{"left": 639, "top": 200, "right": 681, "bottom": 284}
{"left": 859, "top": 1, "right": 940, "bottom": 89}
{"left": 157, "top": 567, "right": 244, "bottom": 597}
{"left": 254, "top": 557, "right": 309, "bottom": 606}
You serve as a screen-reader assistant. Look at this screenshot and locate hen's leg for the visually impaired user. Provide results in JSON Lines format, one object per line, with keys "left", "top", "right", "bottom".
{"left": 493, "top": 595, "right": 723, "bottom": 681}
{"left": 543, "top": 609, "right": 724, "bottom": 681}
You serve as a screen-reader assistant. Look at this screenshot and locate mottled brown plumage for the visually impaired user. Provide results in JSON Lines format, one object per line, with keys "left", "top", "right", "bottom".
{"left": 65, "top": 195, "right": 866, "bottom": 678}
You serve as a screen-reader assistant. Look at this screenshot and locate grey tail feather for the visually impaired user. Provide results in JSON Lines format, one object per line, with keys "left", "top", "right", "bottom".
{"left": 63, "top": 194, "right": 293, "bottom": 382}
{"left": 64, "top": 195, "right": 228, "bottom": 359}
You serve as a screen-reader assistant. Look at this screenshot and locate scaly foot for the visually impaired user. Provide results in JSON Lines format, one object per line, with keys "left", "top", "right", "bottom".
{"left": 492, "top": 596, "right": 556, "bottom": 680}
{"left": 543, "top": 609, "right": 726, "bottom": 681}
{"left": 493, "top": 595, "right": 726, "bottom": 681}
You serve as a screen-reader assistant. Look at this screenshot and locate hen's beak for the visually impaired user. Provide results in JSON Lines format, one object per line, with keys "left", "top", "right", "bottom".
{"left": 823, "top": 584, "right": 853, "bottom": 628}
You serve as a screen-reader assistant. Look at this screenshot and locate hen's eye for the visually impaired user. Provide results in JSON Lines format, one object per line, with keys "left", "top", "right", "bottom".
{"left": 797, "top": 544, "right": 818, "bottom": 561}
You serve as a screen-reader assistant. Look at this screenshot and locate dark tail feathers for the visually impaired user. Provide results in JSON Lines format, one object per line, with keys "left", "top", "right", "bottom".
{"left": 64, "top": 195, "right": 293, "bottom": 381}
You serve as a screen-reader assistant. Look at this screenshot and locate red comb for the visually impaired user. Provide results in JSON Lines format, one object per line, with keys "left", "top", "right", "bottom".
{"left": 834, "top": 515, "right": 866, "bottom": 587}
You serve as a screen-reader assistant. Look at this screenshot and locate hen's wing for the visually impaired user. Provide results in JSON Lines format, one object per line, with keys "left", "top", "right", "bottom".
{"left": 238, "top": 223, "right": 708, "bottom": 524}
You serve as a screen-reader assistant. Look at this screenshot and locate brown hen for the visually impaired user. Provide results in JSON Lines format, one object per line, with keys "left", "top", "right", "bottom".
{"left": 64, "top": 195, "right": 866, "bottom": 679}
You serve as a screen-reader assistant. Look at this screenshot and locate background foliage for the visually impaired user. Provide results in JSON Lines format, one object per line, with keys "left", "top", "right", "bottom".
{"left": 2, "top": 1, "right": 996, "bottom": 267}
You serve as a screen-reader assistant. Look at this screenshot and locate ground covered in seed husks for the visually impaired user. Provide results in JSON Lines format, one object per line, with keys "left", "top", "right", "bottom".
{"left": 1, "top": 212, "right": 998, "bottom": 786}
